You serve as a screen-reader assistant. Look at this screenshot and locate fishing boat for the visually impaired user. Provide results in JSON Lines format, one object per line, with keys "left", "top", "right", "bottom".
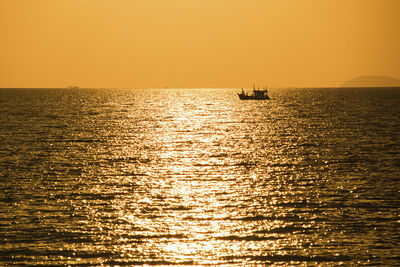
{"left": 238, "top": 85, "right": 270, "bottom": 100}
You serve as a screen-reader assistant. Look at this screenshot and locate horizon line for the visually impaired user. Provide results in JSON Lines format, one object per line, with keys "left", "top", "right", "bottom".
{"left": 1, "top": 86, "right": 400, "bottom": 90}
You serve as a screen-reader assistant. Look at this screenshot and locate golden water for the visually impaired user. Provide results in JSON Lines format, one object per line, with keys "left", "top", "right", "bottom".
{"left": 1, "top": 88, "right": 399, "bottom": 265}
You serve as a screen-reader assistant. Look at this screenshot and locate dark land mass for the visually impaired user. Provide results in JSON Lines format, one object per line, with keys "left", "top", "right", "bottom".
{"left": 342, "top": 75, "right": 400, "bottom": 87}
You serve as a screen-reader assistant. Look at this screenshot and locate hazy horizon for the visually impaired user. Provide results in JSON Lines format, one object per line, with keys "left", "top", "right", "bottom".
{"left": 1, "top": 0, "right": 400, "bottom": 88}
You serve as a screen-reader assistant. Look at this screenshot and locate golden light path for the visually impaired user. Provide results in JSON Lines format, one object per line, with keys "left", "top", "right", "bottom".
{"left": 86, "top": 89, "right": 307, "bottom": 264}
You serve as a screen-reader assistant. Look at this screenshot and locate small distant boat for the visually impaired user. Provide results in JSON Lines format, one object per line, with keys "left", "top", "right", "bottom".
{"left": 66, "top": 85, "right": 79, "bottom": 90}
{"left": 238, "top": 85, "right": 270, "bottom": 100}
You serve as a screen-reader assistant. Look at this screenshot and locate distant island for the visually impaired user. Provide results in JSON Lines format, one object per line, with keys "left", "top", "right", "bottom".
{"left": 342, "top": 75, "right": 400, "bottom": 87}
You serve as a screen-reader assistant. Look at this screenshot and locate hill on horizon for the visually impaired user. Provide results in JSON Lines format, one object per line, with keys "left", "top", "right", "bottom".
{"left": 342, "top": 75, "right": 400, "bottom": 87}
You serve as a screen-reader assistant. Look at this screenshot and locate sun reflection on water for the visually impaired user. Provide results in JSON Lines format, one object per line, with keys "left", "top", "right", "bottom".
{"left": 93, "top": 89, "right": 302, "bottom": 264}
{"left": 3, "top": 88, "right": 399, "bottom": 265}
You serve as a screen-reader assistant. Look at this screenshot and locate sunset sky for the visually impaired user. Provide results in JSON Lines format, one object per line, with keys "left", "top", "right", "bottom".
{"left": 1, "top": 0, "right": 399, "bottom": 88}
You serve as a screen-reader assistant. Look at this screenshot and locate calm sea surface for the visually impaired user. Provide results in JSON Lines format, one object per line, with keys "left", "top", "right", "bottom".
{"left": 0, "top": 88, "right": 399, "bottom": 265}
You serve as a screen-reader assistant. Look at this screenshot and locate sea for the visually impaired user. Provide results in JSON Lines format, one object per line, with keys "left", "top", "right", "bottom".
{"left": 0, "top": 87, "right": 399, "bottom": 266}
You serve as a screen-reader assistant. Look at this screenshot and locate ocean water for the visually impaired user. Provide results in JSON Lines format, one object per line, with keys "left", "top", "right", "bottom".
{"left": 0, "top": 87, "right": 399, "bottom": 265}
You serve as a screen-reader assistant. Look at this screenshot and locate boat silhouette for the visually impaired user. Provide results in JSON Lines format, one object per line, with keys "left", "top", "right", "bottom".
{"left": 238, "top": 85, "right": 270, "bottom": 100}
{"left": 66, "top": 85, "right": 79, "bottom": 90}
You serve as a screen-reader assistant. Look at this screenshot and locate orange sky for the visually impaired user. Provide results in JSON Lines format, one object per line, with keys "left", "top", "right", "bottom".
{"left": 1, "top": 0, "right": 399, "bottom": 88}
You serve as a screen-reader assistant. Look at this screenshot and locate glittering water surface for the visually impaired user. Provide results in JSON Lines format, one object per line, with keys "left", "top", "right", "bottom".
{"left": 1, "top": 88, "right": 400, "bottom": 265}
